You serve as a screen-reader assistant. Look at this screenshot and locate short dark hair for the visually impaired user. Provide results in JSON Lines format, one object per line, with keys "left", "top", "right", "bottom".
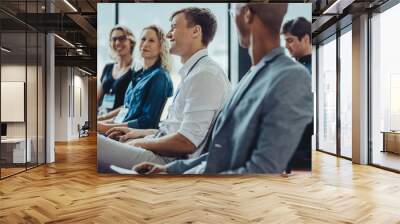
{"left": 282, "top": 17, "right": 311, "bottom": 43}
{"left": 170, "top": 7, "right": 217, "bottom": 46}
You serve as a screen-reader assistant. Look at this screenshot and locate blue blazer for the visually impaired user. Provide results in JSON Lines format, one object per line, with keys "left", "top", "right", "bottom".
{"left": 166, "top": 47, "right": 313, "bottom": 174}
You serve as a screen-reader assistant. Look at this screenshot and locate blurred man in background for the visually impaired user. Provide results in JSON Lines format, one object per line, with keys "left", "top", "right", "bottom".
{"left": 282, "top": 17, "right": 312, "bottom": 73}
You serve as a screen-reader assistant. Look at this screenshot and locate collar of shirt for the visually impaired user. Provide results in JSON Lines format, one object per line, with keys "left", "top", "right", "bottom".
{"left": 242, "top": 47, "right": 285, "bottom": 80}
{"left": 133, "top": 58, "right": 161, "bottom": 80}
{"left": 178, "top": 48, "right": 208, "bottom": 80}
{"left": 297, "top": 54, "right": 311, "bottom": 65}
{"left": 259, "top": 47, "right": 285, "bottom": 66}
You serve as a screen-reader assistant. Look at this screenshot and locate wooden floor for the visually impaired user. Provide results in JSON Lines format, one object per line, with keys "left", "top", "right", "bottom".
{"left": 372, "top": 150, "right": 400, "bottom": 171}
{"left": 1, "top": 167, "right": 26, "bottom": 178}
{"left": 1, "top": 135, "right": 400, "bottom": 223}
{"left": 1, "top": 163, "right": 45, "bottom": 178}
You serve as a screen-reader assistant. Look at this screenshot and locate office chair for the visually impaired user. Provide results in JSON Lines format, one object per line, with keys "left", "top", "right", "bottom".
{"left": 79, "top": 121, "right": 90, "bottom": 138}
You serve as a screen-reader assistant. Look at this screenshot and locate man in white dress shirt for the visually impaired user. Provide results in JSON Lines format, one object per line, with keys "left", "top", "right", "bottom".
{"left": 97, "top": 7, "right": 231, "bottom": 172}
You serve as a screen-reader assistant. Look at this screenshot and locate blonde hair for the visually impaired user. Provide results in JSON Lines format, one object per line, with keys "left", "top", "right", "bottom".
{"left": 142, "top": 25, "right": 172, "bottom": 73}
{"left": 109, "top": 25, "right": 136, "bottom": 60}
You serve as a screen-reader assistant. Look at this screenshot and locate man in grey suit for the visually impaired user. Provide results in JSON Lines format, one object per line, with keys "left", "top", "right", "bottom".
{"left": 133, "top": 3, "right": 313, "bottom": 174}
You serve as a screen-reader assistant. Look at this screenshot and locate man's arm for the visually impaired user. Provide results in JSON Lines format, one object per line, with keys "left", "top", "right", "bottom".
{"left": 132, "top": 153, "right": 208, "bottom": 174}
{"left": 97, "top": 122, "right": 128, "bottom": 134}
{"left": 220, "top": 68, "right": 313, "bottom": 174}
{"left": 130, "top": 70, "right": 228, "bottom": 158}
{"left": 113, "top": 128, "right": 158, "bottom": 142}
{"left": 128, "top": 108, "right": 215, "bottom": 156}
{"left": 165, "top": 153, "right": 208, "bottom": 174}
{"left": 130, "top": 132, "right": 196, "bottom": 156}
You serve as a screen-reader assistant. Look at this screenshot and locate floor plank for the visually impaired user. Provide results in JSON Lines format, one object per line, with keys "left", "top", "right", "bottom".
{"left": 0, "top": 135, "right": 399, "bottom": 223}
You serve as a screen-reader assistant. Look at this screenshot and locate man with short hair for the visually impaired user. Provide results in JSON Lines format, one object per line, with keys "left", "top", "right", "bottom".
{"left": 97, "top": 7, "right": 231, "bottom": 172}
{"left": 133, "top": 3, "right": 313, "bottom": 174}
{"left": 282, "top": 17, "right": 312, "bottom": 73}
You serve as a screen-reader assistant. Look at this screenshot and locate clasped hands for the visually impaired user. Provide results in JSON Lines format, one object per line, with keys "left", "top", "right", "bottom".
{"left": 104, "top": 127, "right": 146, "bottom": 147}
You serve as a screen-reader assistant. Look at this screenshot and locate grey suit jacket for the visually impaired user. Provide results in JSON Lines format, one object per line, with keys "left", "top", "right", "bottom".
{"left": 167, "top": 47, "right": 313, "bottom": 174}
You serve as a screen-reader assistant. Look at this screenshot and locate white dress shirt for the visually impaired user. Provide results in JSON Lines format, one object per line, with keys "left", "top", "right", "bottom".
{"left": 158, "top": 48, "right": 231, "bottom": 156}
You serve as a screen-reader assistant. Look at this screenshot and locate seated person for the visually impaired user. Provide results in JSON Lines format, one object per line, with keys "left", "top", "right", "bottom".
{"left": 98, "top": 25, "right": 135, "bottom": 115}
{"left": 282, "top": 17, "right": 312, "bottom": 74}
{"left": 98, "top": 25, "right": 174, "bottom": 132}
{"left": 97, "top": 8, "right": 231, "bottom": 172}
{"left": 132, "top": 3, "right": 313, "bottom": 174}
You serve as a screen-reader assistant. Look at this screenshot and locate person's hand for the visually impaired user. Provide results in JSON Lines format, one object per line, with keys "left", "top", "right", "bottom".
{"left": 97, "top": 122, "right": 110, "bottom": 134}
{"left": 133, "top": 162, "right": 167, "bottom": 174}
{"left": 119, "top": 129, "right": 146, "bottom": 142}
{"left": 106, "top": 127, "right": 132, "bottom": 140}
{"left": 103, "top": 119, "right": 114, "bottom": 124}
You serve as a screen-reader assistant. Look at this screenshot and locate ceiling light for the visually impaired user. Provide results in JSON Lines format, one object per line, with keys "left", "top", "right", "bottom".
{"left": 76, "top": 48, "right": 84, "bottom": 55}
{"left": 63, "top": 0, "right": 78, "bottom": 12}
{"left": 323, "top": 0, "right": 354, "bottom": 15}
{"left": 54, "top": 34, "right": 75, "bottom": 48}
{"left": 1, "top": 47, "right": 11, "bottom": 53}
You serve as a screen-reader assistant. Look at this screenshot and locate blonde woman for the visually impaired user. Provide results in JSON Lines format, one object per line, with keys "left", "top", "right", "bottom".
{"left": 98, "top": 25, "right": 135, "bottom": 115}
{"left": 98, "top": 25, "right": 173, "bottom": 133}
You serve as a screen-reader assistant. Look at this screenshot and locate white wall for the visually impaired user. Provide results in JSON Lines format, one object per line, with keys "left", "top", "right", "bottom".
{"left": 72, "top": 73, "right": 89, "bottom": 138}
{"left": 54, "top": 66, "right": 68, "bottom": 141}
{"left": 54, "top": 67, "right": 89, "bottom": 141}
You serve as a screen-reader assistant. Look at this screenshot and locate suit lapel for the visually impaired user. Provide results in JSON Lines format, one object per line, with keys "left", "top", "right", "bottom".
{"left": 212, "top": 50, "right": 284, "bottom": 135}
{"left": 213, "top": 64, "right": 265, "bottom": 134}
{"left": 226, "top": 69, "right": 260, "bottom": 115}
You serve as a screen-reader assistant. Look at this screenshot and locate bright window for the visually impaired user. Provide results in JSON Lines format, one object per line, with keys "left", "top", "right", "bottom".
{"left": 339, "top": 29, "right": 352, "bottom": 158}
{"left": 371, "top": 3, "right": 400, "bottom": 171}
{"left": 318, "top": 37, "right": 337, "bottom": 154}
